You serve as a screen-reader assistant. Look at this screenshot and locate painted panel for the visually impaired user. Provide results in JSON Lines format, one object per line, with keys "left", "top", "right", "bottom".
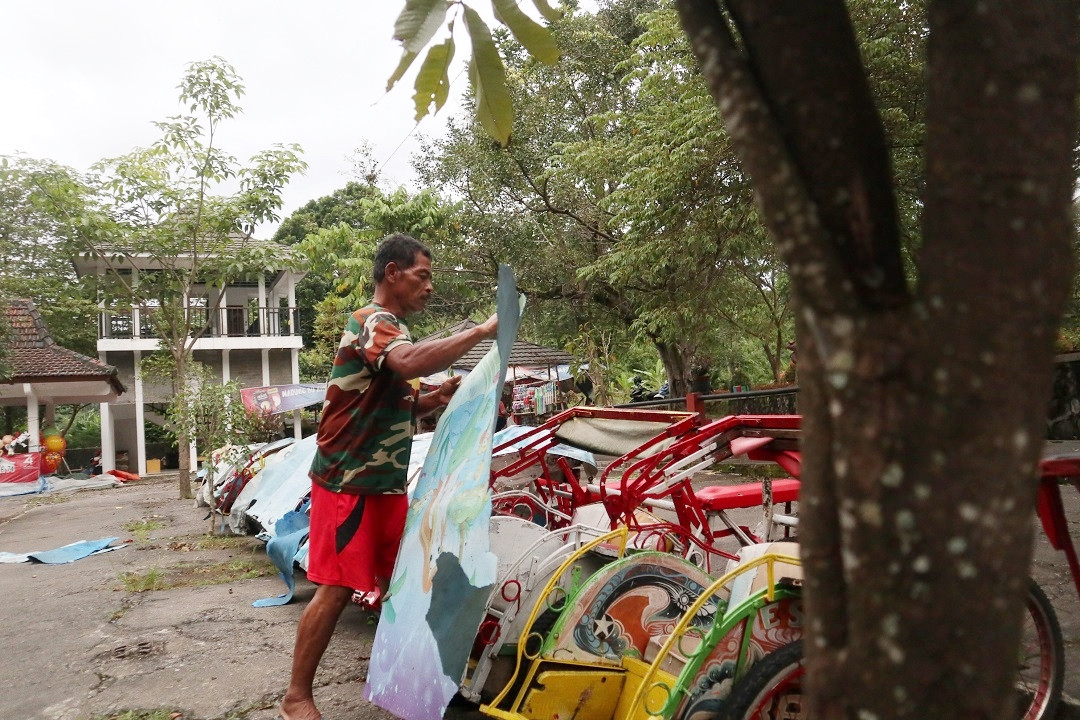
{"left": 745, "top": 596, "right": 804, "bottom": 664}
{"left": 675, "top": 617, "right": 747, "bottom": 720}
{"left": 546, "top": 552, "right": 718, "bottom": 664}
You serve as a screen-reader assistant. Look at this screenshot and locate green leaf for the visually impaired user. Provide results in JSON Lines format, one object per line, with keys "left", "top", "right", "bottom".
{"left": 530, "top": 0, "right": 562, "bottom": 23}
{"left": 492, "top": 0, "right": 561, "bottom": 65}
{"left": 393, "top": 0, "right": 449, "bottom": 54}
{"left": 413, "top": 38, "right": 456, "bottom": 121}
{"left": 386, "top": 49, "right": 419, "bottom": 92}
{"left": 464, "top": 6, "right": 513, "bottom": 146}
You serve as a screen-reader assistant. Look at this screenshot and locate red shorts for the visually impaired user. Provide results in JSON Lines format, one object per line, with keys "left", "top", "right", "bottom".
{"left": 306, "top": 484, "right": 408, "bottom": 591}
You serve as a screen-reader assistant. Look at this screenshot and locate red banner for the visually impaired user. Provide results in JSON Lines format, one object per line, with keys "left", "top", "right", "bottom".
{"left": 240, "top": 383, "right": 327, "bottom": 415}
{"left": 0, "top": 452, "right": 42, "bottom": 483}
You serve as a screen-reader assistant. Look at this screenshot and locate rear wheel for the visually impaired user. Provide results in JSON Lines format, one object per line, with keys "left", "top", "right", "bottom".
{"left": 717, "top": 641, "right": 804, "bottom": 720}
{"left": 715, "top": 580, "right": 1064, "bottom": 720}
{"left": 1016, "top": 579, "right": 1064, "bottom": 720}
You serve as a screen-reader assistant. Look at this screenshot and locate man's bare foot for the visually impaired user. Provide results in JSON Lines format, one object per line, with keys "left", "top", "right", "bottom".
{"left": 280, "top": 694, "right": 321, "bottom": 720}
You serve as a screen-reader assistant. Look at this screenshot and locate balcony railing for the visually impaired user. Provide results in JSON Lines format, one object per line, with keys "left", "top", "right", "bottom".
{"left": 99, "top": 305, "right": 300, "bottom": 340}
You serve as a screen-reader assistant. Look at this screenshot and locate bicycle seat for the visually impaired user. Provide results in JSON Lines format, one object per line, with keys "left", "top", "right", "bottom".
{"left": 695, "top": 478, "right": 801, "bottom": 512}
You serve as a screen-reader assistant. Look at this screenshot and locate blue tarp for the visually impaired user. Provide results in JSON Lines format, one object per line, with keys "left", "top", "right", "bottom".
{"left": 0, "top": 536, "right": 122, "bottom": 564}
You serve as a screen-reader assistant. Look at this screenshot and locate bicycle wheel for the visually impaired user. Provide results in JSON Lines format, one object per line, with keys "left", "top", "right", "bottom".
{"left": 718, "top": 641, "right": 805, "bottom": 720}
{"left": 715, "top": 580, "right": 1063, "bottom": 720}
{"left": 1016, "top": 579, "right": 1064, "bottom": 720}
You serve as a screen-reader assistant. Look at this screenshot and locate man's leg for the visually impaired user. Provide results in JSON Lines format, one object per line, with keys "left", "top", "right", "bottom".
{"left": 280, "top": 583, "right": 353, "bottom": 720}
{"left": 372, "top": 494, "right": 409, "bottom": 603}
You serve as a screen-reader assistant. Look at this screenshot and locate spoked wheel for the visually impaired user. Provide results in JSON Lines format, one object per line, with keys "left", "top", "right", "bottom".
{"left": 718, "top": 641, "right": 805, "bottom": 720}
{"left": 715, "top": 580, "right": 1064, "bottom": 720}
{"left": 1015, "top": 579, "right": 1064, "bottom": 720}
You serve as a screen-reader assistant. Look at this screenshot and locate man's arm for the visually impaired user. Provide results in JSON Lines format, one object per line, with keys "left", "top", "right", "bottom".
{"left": 385, "top": 313, "right": 498, "bottom": 380}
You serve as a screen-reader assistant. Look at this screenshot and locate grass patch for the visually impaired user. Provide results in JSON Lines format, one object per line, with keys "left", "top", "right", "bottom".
{"left": 88, "top": 710, "right": 184, "bottom": 720}
{"left": 24, "top": 494, "right": 71, "bottom": 507}
{"left": 116, "top": 559, "right": 274, "bottom": 593}
{"left": 167, "top": 534, "right": 259, "bottom": 552}
{"left": 123, "top": 518, "right": 166, "bottom": 541}
{"left": 119, "top": 568, "right": 167, "bottom": 593}
{"left": 175, "top": 558, "right": 274, "bottom": 586}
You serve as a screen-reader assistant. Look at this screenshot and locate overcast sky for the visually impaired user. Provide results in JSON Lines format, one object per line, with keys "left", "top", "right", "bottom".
{"left": 0, "top": 1, "right": 481, "bottom": 237}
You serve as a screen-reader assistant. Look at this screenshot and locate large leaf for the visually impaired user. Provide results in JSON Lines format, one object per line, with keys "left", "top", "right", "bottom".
{"left": 393, "top": 0, "right": 449, "bottom": 54}
{"left": 413, "top": 38, "right": 456, "bottom": 121}
{"left": 492, "top": 0, "right": 561, "bottom": 65}
{"left": 386, "top": 49, "right": 419, "bottom": 92}
{"left": 464, "top": 6, "right": 513, "bottom": 146}
{"left": 530, "top": 0, "right": 562, "bottom": 23}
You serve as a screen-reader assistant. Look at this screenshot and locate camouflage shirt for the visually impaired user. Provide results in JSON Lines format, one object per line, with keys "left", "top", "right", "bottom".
{"left": 309, "top": 304, "right": 416, "bottom": 495}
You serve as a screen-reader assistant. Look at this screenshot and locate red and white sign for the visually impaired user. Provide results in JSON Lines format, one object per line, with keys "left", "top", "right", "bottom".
{"left": 0, "top": 452, "right": 42, "bottom": 483}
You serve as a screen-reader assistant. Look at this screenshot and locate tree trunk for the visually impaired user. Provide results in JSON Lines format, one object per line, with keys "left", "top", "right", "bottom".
{"left": 676, "top": 0, "right": 1077, "bottom": 717}
{"left": 177, "top": 429, "right": 192, "bottom": 500}
{"left": 656, "top": 341, "right": 693, "bottom": 398}
{"left": 174, "top": 352, "right": 192, "bottom": 500}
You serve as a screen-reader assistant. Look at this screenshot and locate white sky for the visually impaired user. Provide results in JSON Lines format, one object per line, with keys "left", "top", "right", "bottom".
{"left": 0, "top": 1, "right": 479, "bottom": 237}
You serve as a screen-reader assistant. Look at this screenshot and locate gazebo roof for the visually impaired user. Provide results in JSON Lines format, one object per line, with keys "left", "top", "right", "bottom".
{"left": 0, "top": 299, "right": 125, "bottom": 404}
{"left": 416, "top": 319, "right": 574, "bottom": 371}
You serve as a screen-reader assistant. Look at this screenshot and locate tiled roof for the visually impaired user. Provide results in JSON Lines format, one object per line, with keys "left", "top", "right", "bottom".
{"left": 1, "top": 299, "right": 126, "bottom": 393}
{"left": 416, "top": 319, "right": 574, "bottom": 371}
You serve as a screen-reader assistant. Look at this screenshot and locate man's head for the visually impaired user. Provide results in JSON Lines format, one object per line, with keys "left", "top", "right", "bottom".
{"left": 372, "top": 233, "right": 434, "bottom": 316}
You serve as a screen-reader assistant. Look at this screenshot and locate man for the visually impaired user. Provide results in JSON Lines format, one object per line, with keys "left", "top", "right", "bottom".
{"left": 280, "top": 233, "right": 497, "bottom": 720}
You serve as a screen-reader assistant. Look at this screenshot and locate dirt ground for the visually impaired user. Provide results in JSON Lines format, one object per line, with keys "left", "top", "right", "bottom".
{"left": 0, "top": 471, "right": 1079, "bottom": 720}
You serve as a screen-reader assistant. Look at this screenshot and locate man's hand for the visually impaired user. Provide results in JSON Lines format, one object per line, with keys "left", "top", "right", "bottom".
{"left": 477, "top": 313, "right": 498, "bottom": 339}
{"left": 435, "top": 375, "right": 463, "bottom": 406}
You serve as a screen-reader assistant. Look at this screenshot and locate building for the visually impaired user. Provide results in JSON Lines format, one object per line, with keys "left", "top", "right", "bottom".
{"left": 0, "top": 299, "right": 126, "bottom": 454}
{"left": 72, "top": 236, "right": 306, "bottom": 474}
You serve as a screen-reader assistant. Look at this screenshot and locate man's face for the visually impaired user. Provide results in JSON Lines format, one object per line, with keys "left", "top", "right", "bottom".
{"left": 390, "top": 252, "right": 434, "bottom": 315}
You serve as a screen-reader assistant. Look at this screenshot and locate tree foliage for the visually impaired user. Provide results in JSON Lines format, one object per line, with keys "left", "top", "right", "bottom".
{"left": 393, "top": 0, "right": 1078, "bottom": 717}
{"left": 274, "top": 179, "right": 483, "bottom": 380}
{"left": 0, "top": 156, "right": 101, "bottom": 355}
{"left": 81, "top": 57, "right": 306, "bottom": 498}
{"left": 411, "top": 2, "right": 797, "bottom": 394}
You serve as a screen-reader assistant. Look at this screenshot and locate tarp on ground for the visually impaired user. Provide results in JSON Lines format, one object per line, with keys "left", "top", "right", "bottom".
{"left": 203, "top": 437, "right": 296, "bottom": 512}
{"left": 241, "top": 435, "right": 319, "bottom": 536}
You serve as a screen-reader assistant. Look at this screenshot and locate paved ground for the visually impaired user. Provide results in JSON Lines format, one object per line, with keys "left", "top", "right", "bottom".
{"left": 0, "top": 471, "right": 1078, "bottom": 720}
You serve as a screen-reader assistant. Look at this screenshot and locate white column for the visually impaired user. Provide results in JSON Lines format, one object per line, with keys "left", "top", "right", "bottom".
{"left": 288, "top": 273, "right": 298, "bottom": 337}
{"left": 218, "top": 285, "right": 228, "bottom": 338}
{"left": 208, "top": 286, "right": 219, "bottom": 336}
{"left": 262, "top": 349, "right": 271, "bottom": 385}
{"left": 269, "top": 289, "right": 280, "bottom": 335}
{"left": 23, "top": 384, "right": 40, "bottom": 453}
{"left": 99, "top": 348, "right": 115, "bottom": 471}
{"left": 99, "top": 401, "right": 115, "bottom": 473}
{"left": 97, "top": 267, "right": 106, "bottom": 338}
{"left": 134, "top": 349, "right": 146, "bottom": 476}
{"left": 222, "top": 349, "right": 231, "bottom": 382}
{"left": 291, "top": 347, "right": 302, "bottom": 439}
{"left": 258, "top": 274, "right": 267, "bottom": 336}
{"left": 131, "top": 267, "right": 141, "bottom": 339}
